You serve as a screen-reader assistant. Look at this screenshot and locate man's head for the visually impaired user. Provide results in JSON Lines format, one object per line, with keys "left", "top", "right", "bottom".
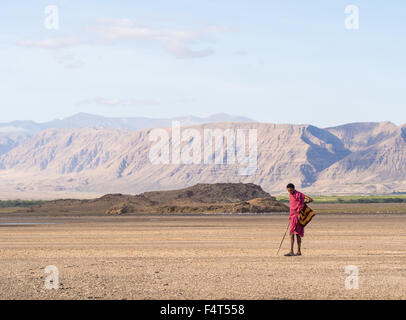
{"left": 286, "top": 183, "right": 295, "bottom": 195}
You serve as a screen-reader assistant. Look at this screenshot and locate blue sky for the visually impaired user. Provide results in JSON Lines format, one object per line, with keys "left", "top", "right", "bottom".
{"left": 1, "top": 0, "right": 405, "bottom": 127}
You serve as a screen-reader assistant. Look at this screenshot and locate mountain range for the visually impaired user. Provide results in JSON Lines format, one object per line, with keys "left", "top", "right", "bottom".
{"left": 0, "top": 113, "right": 254, "bottom": 157}
{"left": 0, "top": 112, "right": 255, "bottom": 135}
{"left": 0, "top": 113, "right": 405, "bottom": 198}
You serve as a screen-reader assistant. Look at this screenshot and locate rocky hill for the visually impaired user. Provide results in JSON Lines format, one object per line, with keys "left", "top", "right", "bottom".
{"left": 21, "top": 183, "right": 288, "bottom": 214}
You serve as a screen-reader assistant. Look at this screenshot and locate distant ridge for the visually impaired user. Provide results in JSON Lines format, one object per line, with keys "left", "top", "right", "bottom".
{"left": 1, "top": 120, "right": 406, "bottom": 196}
{"left": 0, "top": 112, "right": 256, "bottom": 135}
{"left": 0, "top": 112, "right": 255, "bottom": 158}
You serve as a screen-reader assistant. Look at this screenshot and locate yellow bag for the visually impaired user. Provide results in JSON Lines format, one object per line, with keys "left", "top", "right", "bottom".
{"left": 299, "top": 204, "right": 316, "bottom": 226}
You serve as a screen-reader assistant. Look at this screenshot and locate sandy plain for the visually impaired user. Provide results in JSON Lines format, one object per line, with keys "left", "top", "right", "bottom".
{"left": 0, "top": 213, "right": 405, "bottom": 300}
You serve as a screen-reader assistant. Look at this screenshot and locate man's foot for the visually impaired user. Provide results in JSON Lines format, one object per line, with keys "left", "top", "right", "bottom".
{"left": 284, "top": 252, "right": 295, "bottom": 256}
{"left": 295, "top": 252, "right": 302, "bottom": 256}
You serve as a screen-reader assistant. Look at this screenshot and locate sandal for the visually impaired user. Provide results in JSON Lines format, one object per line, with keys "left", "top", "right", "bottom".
{"left": 284, "top": 252, "right": 295, "bottom": 256}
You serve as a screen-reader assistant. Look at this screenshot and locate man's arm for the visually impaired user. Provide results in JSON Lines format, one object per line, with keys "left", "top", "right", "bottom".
{"left": 304, "top": 195, "right": 313, "bottom": 204}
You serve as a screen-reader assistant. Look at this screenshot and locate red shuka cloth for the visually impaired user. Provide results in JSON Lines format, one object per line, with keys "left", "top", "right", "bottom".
{"left": 289, "top": 190, "right": 305, "bottom": 237}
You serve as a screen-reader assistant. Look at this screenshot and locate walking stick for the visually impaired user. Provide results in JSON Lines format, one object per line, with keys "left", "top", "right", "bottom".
{"left": 276, "top": 221, "right": 290, "bottom": 256}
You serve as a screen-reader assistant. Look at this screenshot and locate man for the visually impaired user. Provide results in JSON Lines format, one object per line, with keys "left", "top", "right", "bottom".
{"left": 285, "top": 183, "right": 313, "bottom": 256}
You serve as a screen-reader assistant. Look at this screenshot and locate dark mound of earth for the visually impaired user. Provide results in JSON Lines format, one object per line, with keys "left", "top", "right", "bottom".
{"left": 22, "top": 183, "right": 289, "bottom": 215}
{"left": 141, "top": 183, "right": 272, "bottom": 204}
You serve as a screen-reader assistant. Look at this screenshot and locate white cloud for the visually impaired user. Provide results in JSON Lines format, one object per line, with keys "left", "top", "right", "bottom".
{"left": 18, "top": 36, "right": 82, "bottom": 49}
{"left": 164, "top": 44, "right": 214, "bottom": 59}
{"left": 76, "top": 97, "right": 160, "bottom": 107}
{"left": 90, "top": 19, "right": 224, "bottom": 59}
{"left": 54, "top": 53, "right": 75, "bottom": 62}
{"left": 16, "top": 19, "right": 228, "bottom": 59}
{"left": 54, "top": 53, "right": 85, "bottom": 69}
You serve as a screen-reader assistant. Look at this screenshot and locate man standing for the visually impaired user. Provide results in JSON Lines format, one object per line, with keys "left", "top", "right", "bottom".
{"left": 285, "top": 183, "right": 313, "bottom": 256}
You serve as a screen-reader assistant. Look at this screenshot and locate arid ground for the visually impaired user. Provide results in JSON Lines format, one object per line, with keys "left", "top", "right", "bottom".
{"left": 0, "top": 213, "right": 405, "bottom": 300}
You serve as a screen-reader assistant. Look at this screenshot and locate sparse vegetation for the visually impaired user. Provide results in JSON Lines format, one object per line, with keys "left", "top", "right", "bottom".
{"left": 276, "top": 195, "right": 406, "bottom": 204}
{"left": 0, "top": 200, "right": 48, "bottom": 208}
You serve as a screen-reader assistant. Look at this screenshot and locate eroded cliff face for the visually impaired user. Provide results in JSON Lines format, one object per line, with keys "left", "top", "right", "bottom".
{"left": 0, "top": 121, "right": 405, "bottom": 196}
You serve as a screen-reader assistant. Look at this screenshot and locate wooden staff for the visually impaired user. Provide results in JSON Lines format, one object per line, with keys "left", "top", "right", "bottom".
{"left": 276, "top": 221, "right": 290, "bottom": 256}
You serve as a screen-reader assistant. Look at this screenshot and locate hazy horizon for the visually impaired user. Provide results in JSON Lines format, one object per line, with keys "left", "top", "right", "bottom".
{"left": 1, "top": 111, "right": 405, "bottom": 129}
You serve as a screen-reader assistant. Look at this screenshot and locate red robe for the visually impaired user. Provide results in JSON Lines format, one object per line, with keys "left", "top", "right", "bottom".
{"left": 289, "top": 190, "right": 305, "bottom": 237}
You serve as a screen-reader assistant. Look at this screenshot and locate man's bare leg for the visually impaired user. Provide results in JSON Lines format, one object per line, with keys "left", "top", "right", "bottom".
{"left": 284, "top": 233, "right": 295, "bottom": 256}
{"left": 296, "top": 235, "right": 302, "bottom": 255}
